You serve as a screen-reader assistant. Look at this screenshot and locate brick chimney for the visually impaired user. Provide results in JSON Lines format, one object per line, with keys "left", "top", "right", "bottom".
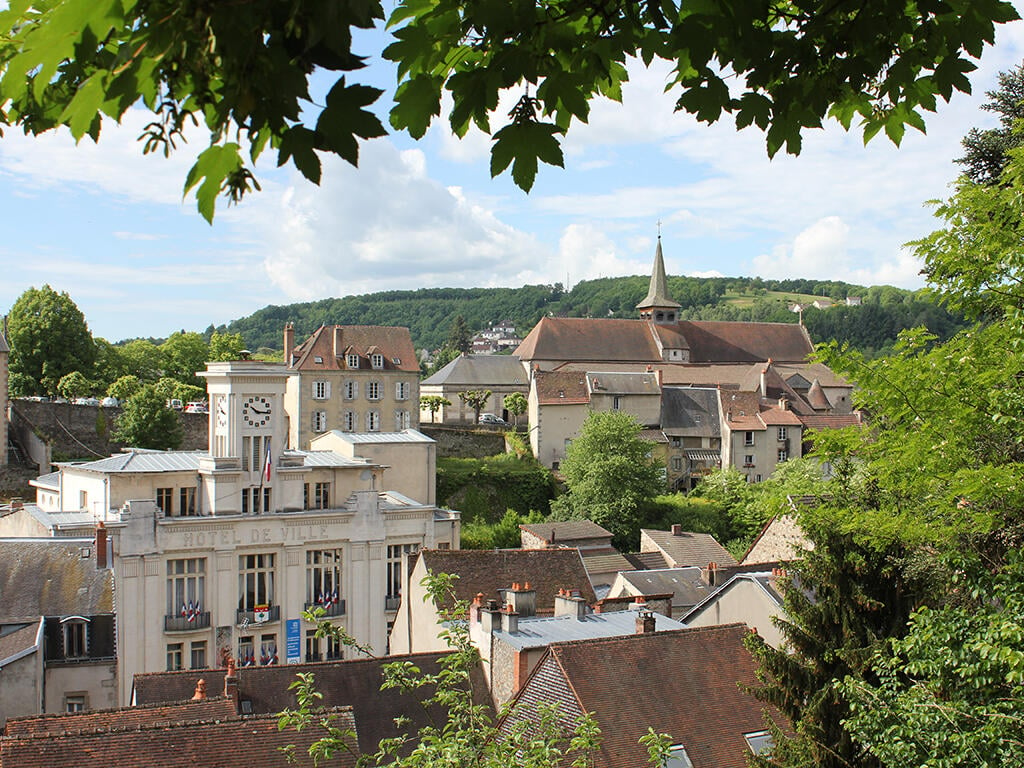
{"left": 635, "top": 610, "right": 656, "bottom": 635}
{"left": 469, "top": 592, "right": 485, "bottom": 626}
{"left": 283, "top": 323, "right": 295, "bottom": 366}
{"left": 554, "top": 588, "right": 588, "bottom": 620}
{"left": 670, "top": 524, "right": 683, "bottom": 536}
{"left": 507, "top": 582, "right": 537, "bottom": 618}
{"left": 224, "top": 657, "right": 239, "bottom": 708}
{"left": 701, "top": 561, "right": 720, "bottom": 587}
{"left": 95, "top": 521, "right": 108, "bottom": 569}
{"left": 191, "top": 678, "right": 207, "bottom": 701}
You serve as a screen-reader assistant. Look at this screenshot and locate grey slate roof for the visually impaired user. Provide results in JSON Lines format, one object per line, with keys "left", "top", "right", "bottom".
{"left": 616, "top": 566, "right": 715, "bottom": 609}
{"left": 642, "top": 529, "right": 738, "bottom": 568}
{"left": 520, "top": 520, "right": 612, "bottom": 543}
{"left": 660, "top": 387, "right": 721, "bottom": 436}
{"left": 0, "top": 621, "right": 40, "bottom": 667}
{"left": 0, "top": 539, "right": 113, "bottom": 621}
{"left": 31, "top": 472, "right": 60, "bottom": 490}
{"left": 494, "top": 609, "right": 685, "bottom": 650}
{"left": 422, "top": 354, "right": 527, "bottom": 387}
{"left": 586, "top": 371, "right": 661, "bottom": 395}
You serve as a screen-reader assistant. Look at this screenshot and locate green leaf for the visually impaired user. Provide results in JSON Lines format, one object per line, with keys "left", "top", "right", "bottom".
{"left": 490, "top": 121, "right": 564, "bottom": 192}
{"left": 391, "top": 74, "right": 443, "bottom": 138}
{"left": 316, "top": 77, "right": 386, "bottom": 165}
{"left": 277, "top": 126, "right": 322, "bottom": 184}
{"left": 183, "top": 143, "right": 244, "bottom": 224}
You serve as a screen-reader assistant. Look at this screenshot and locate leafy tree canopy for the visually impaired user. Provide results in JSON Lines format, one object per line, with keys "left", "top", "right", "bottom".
{"left": 7, "top": 284, "right": 95, "bottom": 396}
{"left": 958, "top": 62, "right": 1024, "bottom": 184}
{"left": 0, "top": 0, "right": 1016, "bottom": 217}
{"left": 114, "top": 383, "right": 183, "bottom": 450}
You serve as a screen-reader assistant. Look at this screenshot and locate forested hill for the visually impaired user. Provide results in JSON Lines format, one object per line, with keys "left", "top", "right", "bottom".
{"left": 222, "top": 275, "right": 968, "bottom": 359}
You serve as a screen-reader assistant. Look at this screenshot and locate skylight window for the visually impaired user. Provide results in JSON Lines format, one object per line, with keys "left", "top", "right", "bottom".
{"left": 664, "top": 745, "right": 693, "bottom": 768}
{"left": 744, "top": 731, "right": 774, "bottom": 755}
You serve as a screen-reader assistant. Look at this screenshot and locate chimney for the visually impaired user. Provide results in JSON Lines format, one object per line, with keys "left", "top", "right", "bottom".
{"left": 480, "top": 599, "right": 501, "bottom": 635}
{"left": 671, "top": 524, "right": 683, "bottom": 536}
{"left": 95, "top": 521, "right": 108, "bottom": 569}
{"left": 333, "top": 326, "right": 344, "bottom": 358}
{"left": 630, "top": 596, "right": 647, "bottom": 611}
{"left": 554, "top": 588, "right": 588, "bottom": 620}
{"left": 508, "top": 582, "right": 537, "bottom": 618}
{"left": 10, "top": 499, "right": 22, "bottom": 512}
{"left": 760, "top": 368, "right": 768, "bottom": 396}
{"left": 702, "top": 561, "right": 720, "bottom": 586}
{"left": 224, "top": 657, "right": 239, "bottom": 707}
{"left": 192, "top": 678, "right": 207, "bottom": 701}
{"left": 283, "top": 323, "right": 295, "bottom": 366}
{"left": 778, "top": 397, "right": 788, "bottom": 410}
{"left": 501, "top": 604, "right": 519, "bottom": 633}
{"left": 469, "top": 592, "right": 485, "bottom": 626}
{"left": 635, "top": 610, "right": 656, "bottom": 635}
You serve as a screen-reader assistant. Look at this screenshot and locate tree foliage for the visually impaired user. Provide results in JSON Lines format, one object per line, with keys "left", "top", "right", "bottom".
{"left": 419, "top": 395, "right": 451, "bottom": 424}
{"left": 457, "top": 389, "right": 492, "bottom": 423}
{"left": 447, "top": 315, "right": 472, "bottom": 356}
{"left": 550, "top": 410, "right": 662, "bottom": 548}
{"left": 0, "top": 0, "right": 1016, "bottom": 213}
{"left": 7, "top": 284, "right": 95, "bottom": 396}
{"left": 114, "top": 384, "right": 183, "bottom": 450}
{"left": 503, "top": 392, "right": 528, "bottom": 425}
{"left": 958, "top": 62, "right": 1024, "bottom": 184}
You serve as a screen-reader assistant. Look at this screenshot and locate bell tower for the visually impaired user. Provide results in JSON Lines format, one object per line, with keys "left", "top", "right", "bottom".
{"left": 636, "top": 235, "right": 682, "bottom": 324}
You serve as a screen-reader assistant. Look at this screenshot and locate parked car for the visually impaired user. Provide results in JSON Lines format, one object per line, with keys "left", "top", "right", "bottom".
{"left": 52, "top": 396, "right": 68, "bottom": 404}
{"left": 478, "top": 413, "right": 508, "bottom": 426}
{"left": 101, "top": 397, "right": 120, "bottom": 407}
{"left": 74, "top": 397, "right": 101, "bottom": 406}
{"left": 167, "top": 399, "right": 184, "bottom": 410}
{"left": 184, "top": 401, "right": 209, "bottom": 414}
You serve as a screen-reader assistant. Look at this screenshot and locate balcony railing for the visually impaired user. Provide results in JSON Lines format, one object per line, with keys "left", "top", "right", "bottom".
{"left": 304, "top": 599, "right": 347, "bottom": 618}
{"left": 305, "top": 651, "right": 344, "bottom": 664}
{"left": 385, "top": 596, "right": 402, "bottom": 611}
{"left": 164, "top": 612, "right": 211, "bottom": 632}
{"left": 236, "top": 605, "right": 281, "bottom": 625}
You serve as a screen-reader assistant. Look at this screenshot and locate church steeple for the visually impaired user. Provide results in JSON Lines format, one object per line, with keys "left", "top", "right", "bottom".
{"left": 636, "top": 236, "right": 681, "bottom": 323}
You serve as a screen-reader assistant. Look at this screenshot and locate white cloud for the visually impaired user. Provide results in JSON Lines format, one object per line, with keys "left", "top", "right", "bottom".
{"left": 251, "top": 140, "right": 549, "bottom": 300}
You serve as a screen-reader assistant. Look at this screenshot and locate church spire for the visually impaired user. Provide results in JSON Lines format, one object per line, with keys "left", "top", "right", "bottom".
{"left": 636, "top": 235, "right": 681, "bottom": 323}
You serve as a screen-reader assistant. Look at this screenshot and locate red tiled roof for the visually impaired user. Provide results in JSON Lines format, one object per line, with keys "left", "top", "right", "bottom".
{"left": 504, "top": 624, "right": 780, "bottom": 768}
{"left": 679, "top": 321, "right": 813, "bottom": 363}
{"left": 419, "top": 549, "right": 597, "bottom": 611}
{"left": 131, "top": 652, "right": 489, "bottom": 757}
{"left": 290, "top": 325, "right": 418, "bottom": 372}
{"left": 534, "top": 370, "right": 590, "bottom": 404}
{"left": 516, "top": 317, "right": 662, "bottom": 363}
{"left": 1, "top": 709, "right": 356, "bottom": 768}
{"left": 520, "top": 520, "right": 613, "bottom": 543}
{"left": 799, "top": 413, "right": 864, "bottom": 431}
{"left": 4, "top": 698, "right": 238, "bottom": 737}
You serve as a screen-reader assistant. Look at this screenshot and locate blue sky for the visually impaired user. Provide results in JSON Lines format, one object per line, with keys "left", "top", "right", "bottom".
{"left": 2, "top": 15, "right": 1024, "bottom": 342}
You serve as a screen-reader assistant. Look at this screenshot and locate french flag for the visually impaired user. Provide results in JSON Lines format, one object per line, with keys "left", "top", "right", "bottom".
{"left": 263, "top": 440, "right": 272, "bottom": 482}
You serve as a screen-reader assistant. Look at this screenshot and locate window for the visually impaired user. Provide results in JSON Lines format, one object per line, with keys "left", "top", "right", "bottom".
{"left": 778, "top": 449, "right": 788, "bottom": 462}
{"left": 305, "top": 628, "right": 342, "bottom": 663}
{"left": 167, "top": 558, "right": 206, "bottom": 617}
{"left": 744, "top": 731, "right": 774, "bottom": 755}
{"left": 156, "top": 487, "right": 173, "bottom": 515}
{"left": 366, "top": 381, "right": 381, "bottom": 401}
{"left": 386, "top": 543, "right": 420, "bottom": 600}
{"left": 777, "top": 426, "right": 788, "bottom": 440}
{"left": 241, "top": 489, "right": 249, "bottom": 515}
{"left": 63, "top": 619, "right": 88, "bottom": 658}
{"left": 670, "top": 437, "right": 681, "bottom": 448}
{"left": 343, "top": 411, "right": 356, "bottom": 432}
{"left": 371, "top": 353, "right": 384, "bottom": 369}
{"left": 166, "top": 642, "right": 184, "bottom": 671}
{"left": 313, "top": 410, "right": 327, "bottom": 433}
{"left": 367, "top": 410, "right": 380, "bottom": 431}
{"left": 612, "top": 396, "right": 622, "bottom": 410}
{"left": 260, "top": 633, "right": 278, "bottom": 665}
{"left": 313, "top": 380, "right": 330, "bottom": 400}
{"left": 238, "top": 553, "right": 276, "bottom": 611}
{"left": 744, "top": 431, "right": 755, "bottom": 446}
{"left": 238, "top": 635, "right": 255, "bottom": 667}
{"left": 313, "top": 482, "right": 330, "bottom": 509}
{"left": 392, "top": 357, "right": 401, "bottom": 365}
{"left": 307, "top": 549, "right": 342, "bottom": 606}
{"left": 756, "top": 474, "right": 763, "bottom": 482}
{"left": 664, "top": 744, "right": 693, "bottom": 768}
{"left": 744, "top": 454, "right": 755, "bottom": 466}
{"left": 64, "top": 694, "right": 86, "bottom": 713}
{"left": 694, "top": 414, "right": 701, "bottom": 424}
{"left": 671, "top": 456, "right": 683, "bottom": 471}
{"left": 394, "top": 410, "right": 410, "bottom": 431}
{"left": 344, "top": 380, "right": 358, "bottom": 400}
{"left": 242, "top": 436, "right": 250, "bottom": 471}
{"left": 178, "top": 487, "right": 196, "bottom": 517}
{"left": 346, "top": 353, "right": 359, "bottom": 369}
{"left": 395, "top": 381, "right": 410, "bottom": 400}
{"left": 314, "top": 356, "right": 324, "bottom": 364}
{"left": 191, "top": 640, "right": 207, "bottom": 669}
{"left": 79, "top": 490, "right": 88, "bottom": 509}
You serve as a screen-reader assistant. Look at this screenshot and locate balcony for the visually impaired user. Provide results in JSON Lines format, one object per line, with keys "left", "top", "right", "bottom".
{"left": 236, "top": 605, "right": 281, "bottom": 625}
{"left": 385, "top": 596, "right": 402, "bottom": 611}
{"left": 304, "top": 599, "right": 347, "bottom": 618}
{"left": 304, "top": 651, "right": 344, "bottom": 663}
{"left": 164, "top": 612, "right": 211, "bottom": 632}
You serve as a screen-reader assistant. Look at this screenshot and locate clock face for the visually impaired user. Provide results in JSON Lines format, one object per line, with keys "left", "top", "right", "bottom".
{"left": 241, "top": 395, "right": 272, "bottom": 428}
{"left": 216, "top": 397, "right": 228, "bottom": 429}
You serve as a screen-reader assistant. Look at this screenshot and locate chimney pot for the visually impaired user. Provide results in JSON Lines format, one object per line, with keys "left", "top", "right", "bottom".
{"left": 95, "top": 521, "right": 108, "bottom": 569}
{"left": 671, "top": 524, "right": 682, "bottom": 536}
{"left": 192, "top": 678, "right": 207, "bottom": 701}
{"left": 635, "top": 610, "right": 656, "bottom": 635}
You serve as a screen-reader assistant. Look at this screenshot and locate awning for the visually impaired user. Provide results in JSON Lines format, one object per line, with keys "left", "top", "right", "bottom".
{"left": 685, "top": 450, "right": 721, "bottom": 462}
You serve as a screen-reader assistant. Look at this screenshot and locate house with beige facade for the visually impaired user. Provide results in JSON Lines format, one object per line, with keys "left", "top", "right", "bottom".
{"left": 283, "top": 324, "right": 420, "bottom": 449}
{"left": 1, "top": 360, "right": 459, "bottom": 707}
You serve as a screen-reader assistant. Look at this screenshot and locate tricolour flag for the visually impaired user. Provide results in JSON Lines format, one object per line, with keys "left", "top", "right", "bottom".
{"left": 263, "top": 440, "right": 272, "bottom": 482}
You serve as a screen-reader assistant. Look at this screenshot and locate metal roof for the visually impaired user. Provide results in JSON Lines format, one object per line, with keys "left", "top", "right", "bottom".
{"left": 31, "top": 472, "right": 60, "bottom": 490}
{"left": 300, "top": 451, "right": 372, "bottom": 467}
{"left": 494, "top": 610, "right": 686, "bottom": 650}
{"left": 59, "top": 451, "right": 205, "bottom": 474}
{"left": 330, "top": 429, "right": 435, "bottom": 444}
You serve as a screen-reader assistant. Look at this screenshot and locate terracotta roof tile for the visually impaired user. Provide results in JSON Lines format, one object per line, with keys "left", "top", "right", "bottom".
{"left": 534, "top": 371, "right": 590, "bottom": 404}
{"left": 132, "top": 652, "right": 489, "bottom": 756}
{"left": 519, "top": 520, "right": 612, "bottom": 543}
{"left": 679, "top": 321, "right": 812, "bottom": 363}
{"left": 419, "top": 549, "right": 597, "bottom": 611}
{"left": 291, "top": 325, "right": 418, "bottom": 372}
{"left": 503, "top": 624, "right": 781, "bottom": 768}
{"left": 799, "top": 413, "right": 864, "bottom": 431}
{"left": 516, "top": 318, "right": 662, "bottom": 363}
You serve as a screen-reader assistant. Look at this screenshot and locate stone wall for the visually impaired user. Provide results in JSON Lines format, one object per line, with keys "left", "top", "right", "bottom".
{"left": 418, "top": 425, "right": 506, "bottom": 458}
{"left": 9, "top": 400, "right": 208, "bottom": 465}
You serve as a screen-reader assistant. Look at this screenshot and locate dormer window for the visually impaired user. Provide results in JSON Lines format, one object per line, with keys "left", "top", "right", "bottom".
{"left": 392, "top": 357, "right": 401, "bottom": 365}
{"left": 346, "top": 354, "right": 359, "bottom": 369}
{"left": 61, "top": 617, "right": 89, "bottom": 658}
{"left": 314, "top": 356, "right": 323, "bottom": 364}
{"left": 371, "top": 353, "right": 384, "bottom": 369}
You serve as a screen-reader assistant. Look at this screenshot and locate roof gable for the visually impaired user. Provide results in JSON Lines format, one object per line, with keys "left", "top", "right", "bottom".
{"left": 291, "top": 325, "right": 418, "bottom": 372}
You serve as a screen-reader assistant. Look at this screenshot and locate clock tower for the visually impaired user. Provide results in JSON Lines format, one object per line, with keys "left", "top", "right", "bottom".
{"left": 200, "top": 361, "right": 293, "bottom": 516}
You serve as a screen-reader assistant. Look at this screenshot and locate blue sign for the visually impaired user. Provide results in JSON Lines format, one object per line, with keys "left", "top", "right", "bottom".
{"left": 286, "top": 619, "right": 301, "bottom": 664}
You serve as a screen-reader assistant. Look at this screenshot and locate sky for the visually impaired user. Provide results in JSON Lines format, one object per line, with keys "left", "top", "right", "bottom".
{"left": 2, "top": 15, "right": 1024, "bottom": 342}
